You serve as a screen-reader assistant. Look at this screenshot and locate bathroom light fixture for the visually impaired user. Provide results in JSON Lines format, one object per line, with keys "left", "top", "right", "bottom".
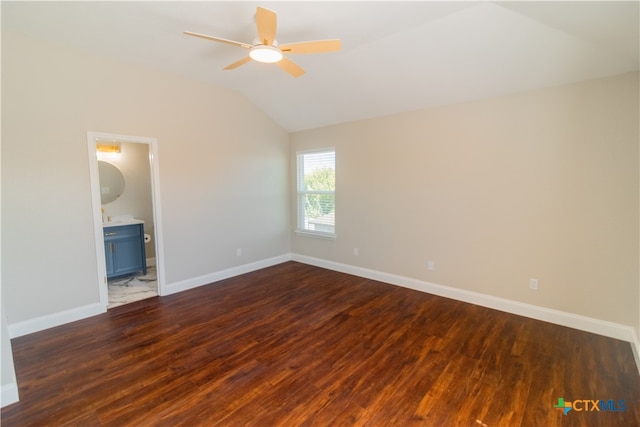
{"left": 249, "top": 45, "right": 283, "bottom": 63}
{"left": 96, "top": 143, "right": 121, "bottom": 153}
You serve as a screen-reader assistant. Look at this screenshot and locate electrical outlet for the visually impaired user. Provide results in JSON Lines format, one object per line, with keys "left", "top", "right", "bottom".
{"left": 353, "top": 248, "right": 359, "bottom": 256}
{"left": 236, "top": 248, "right": 242, "bottom": 256}
{"left": 427, "top": 260, "right": 435, "bottom": 271}
{"left": 529, "top": 278, "right": 538, "bottom": 290}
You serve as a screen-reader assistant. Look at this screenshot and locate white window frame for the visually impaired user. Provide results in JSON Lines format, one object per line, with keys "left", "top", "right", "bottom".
{"left": 296, "top": 148, "right": 336, "bottom": 239}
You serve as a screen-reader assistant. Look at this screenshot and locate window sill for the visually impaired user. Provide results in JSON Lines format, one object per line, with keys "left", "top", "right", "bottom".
{"left": 295, "top": 230, "right": 336, "bottom": 240}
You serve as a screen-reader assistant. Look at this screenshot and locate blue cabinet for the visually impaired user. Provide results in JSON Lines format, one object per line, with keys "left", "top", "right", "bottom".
{"left": 104, "top": 223, "right": 147, "bottom": 279}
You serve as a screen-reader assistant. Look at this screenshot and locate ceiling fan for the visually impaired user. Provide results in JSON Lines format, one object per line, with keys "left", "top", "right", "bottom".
{"left": 184, "top": 6, "right": 341, "bottom": 78}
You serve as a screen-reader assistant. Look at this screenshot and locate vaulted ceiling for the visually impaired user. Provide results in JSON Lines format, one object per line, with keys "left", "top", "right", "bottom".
{"left": 3, "top": 1, "right": 638, "bottom": 132}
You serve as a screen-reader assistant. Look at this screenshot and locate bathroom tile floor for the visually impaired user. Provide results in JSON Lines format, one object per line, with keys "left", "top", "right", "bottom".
{"left": 108, "top": 267, "right": 157, "bottom": 308}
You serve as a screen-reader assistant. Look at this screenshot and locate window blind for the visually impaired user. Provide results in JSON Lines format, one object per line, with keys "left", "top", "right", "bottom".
{"left": 296, "top": 149, "right": 335, "bottom": 237}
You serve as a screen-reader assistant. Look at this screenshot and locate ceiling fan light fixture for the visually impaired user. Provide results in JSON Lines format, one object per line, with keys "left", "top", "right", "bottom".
{"left": 184, "top": 6, "right": 341, "bottom": 77}
{"left": 249, "top": 45, "right": 283, "bottom": 63}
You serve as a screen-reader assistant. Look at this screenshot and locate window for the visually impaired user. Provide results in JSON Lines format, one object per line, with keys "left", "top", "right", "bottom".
{"left": 296, "top": 149, "right": 335, "bottom": 238}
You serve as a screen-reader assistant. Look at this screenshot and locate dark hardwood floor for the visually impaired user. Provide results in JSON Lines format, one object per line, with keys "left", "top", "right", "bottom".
{"left": 2, "top": 261, "right": 639, "bottom": 426}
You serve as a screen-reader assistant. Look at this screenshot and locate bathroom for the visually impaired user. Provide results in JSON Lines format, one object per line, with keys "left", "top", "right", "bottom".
{"left": 97, "top": 140, "right": 157, "bottom": 307}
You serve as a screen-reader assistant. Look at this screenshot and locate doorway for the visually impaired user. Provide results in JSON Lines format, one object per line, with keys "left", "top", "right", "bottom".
{"left": 87, "top": 132, "right": 165, "bottom": 309}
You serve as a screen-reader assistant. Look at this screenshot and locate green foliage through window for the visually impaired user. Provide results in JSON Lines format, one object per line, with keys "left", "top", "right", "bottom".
{"left": 304, "top": 167, "right": 335, "bottom": 219}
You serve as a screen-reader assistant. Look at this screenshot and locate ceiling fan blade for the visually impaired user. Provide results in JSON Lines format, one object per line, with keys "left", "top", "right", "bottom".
{"left": 184, "top": 31, "right": 252, "bottom": 49}
{"left": 224, "top": 56, "right": 252, "bottom": 70}
{"left": 277, "top": 57, "right": 305, "bottom": 78}
{"left": 256, "top": 6, "right": 277, "bottom": 46}
{"left": 280, "top": 39, "right": 341, "bottom": 54}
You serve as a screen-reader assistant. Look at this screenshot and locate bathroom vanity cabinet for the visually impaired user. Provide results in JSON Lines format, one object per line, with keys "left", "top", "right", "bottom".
{"left": 103, "top": 222, "right": 147, "bottom": 279}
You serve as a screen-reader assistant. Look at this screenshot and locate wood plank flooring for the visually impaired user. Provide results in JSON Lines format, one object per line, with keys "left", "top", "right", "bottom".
{"left": 2, "top": 261, "right": 639, "bottom": 426}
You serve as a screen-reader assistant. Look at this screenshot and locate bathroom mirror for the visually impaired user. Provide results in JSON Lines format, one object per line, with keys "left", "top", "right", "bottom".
{"left": 98, "top": 161, "right": 125, "bottom": 204}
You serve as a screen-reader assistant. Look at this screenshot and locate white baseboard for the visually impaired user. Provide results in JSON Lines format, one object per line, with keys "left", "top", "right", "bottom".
{"left": 292, "top": 254, "right": 639, "bottom": 346}
{"left": 163, "top": 254, "right": 292, "bottom": 296}
{"left": 8, "top": 302, "right": 105, "bottom": 339}
{"left": 146, "top": 257, "right": 156, "bottom": 267}
{"left": 631, "top": 330, "right": 640, "bottom": 375}
{"left": 1, "top": 382, "right": 19, "bottom": 408}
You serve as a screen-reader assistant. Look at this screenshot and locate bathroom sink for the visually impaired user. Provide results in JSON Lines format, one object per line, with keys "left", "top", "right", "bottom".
{"left": 103, "top": 219, "right": 144, "bottom": 228}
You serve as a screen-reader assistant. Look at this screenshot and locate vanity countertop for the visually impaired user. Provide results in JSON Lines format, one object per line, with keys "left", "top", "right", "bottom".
{"left": 103, "top": 219, "right": 144, "bottom": 228}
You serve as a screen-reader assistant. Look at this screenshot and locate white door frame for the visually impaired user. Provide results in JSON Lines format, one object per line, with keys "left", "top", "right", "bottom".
{"left": 87, "top": 131, "right": 166, "bottom": 309}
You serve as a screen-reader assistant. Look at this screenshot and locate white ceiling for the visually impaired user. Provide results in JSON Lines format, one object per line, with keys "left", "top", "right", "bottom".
{"left": 3, "top": 1, "right": 638, "bottom": 132}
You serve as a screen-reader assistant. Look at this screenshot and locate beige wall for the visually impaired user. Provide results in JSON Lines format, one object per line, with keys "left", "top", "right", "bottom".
{"left": 2, "top": 131, "right": 19, "bottom": 404}
{"left": 291, "top": 72, "right": 639, "bottom": 330}
{"left": 1, "top": 31, "right": 290, "bottom": 324}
